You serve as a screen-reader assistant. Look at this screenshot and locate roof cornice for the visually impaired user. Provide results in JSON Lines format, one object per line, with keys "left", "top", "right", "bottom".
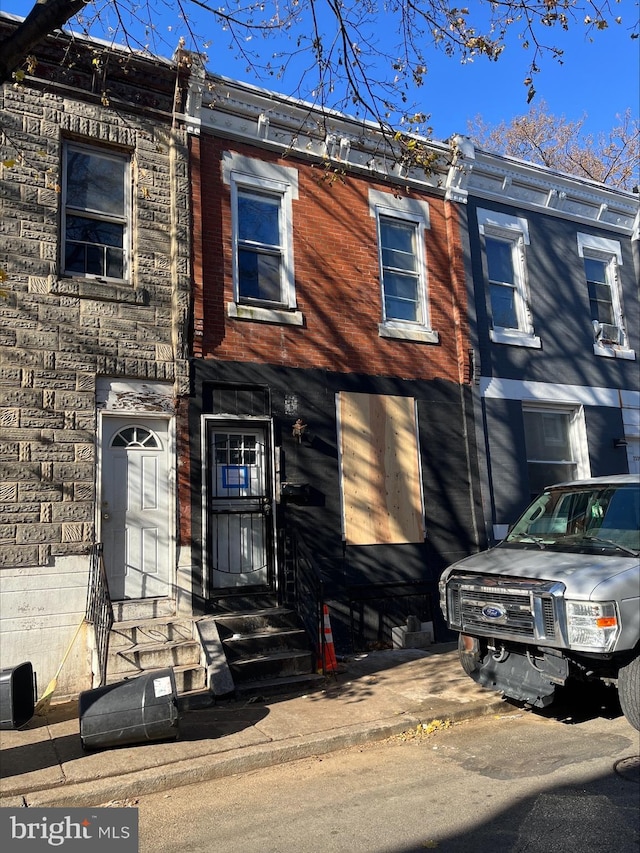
{"left": 448, "top": 135, "right": 638, "bottom": 235}
{"left": 179, "top": 63, "right": 452, "bottom": 194}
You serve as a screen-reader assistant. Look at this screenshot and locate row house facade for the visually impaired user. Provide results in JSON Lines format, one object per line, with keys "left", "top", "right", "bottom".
{"left": 0, "top": 15, "right": 192, "bottom": 699}
{"left": 179, "top": 74, "right": 638, "bottom": 662}
{"left": 181, "top": 71, "right": 483, "bottom": 657}
{"left": 448, "top": 137, "right": 639, "bottom": 543}
{"left": 1, "top": 13, "right": 636, "bottom": 703}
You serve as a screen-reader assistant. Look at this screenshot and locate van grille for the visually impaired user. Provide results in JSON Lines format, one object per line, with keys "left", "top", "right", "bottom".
{"left": 447, "top": 575, "right": 559, "bottom": 641}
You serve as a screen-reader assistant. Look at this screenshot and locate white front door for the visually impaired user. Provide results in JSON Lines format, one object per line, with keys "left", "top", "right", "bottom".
{"left": 101, "top": 417, "right": 172, "bottom": 600}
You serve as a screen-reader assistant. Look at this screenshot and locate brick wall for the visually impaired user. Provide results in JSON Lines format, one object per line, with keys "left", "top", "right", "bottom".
{"left": 192, "top": 136, "right": 470, "bottom": 384}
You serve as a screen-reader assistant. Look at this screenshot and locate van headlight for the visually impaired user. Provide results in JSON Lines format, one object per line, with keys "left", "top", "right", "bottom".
{"left": 565, "top": 601, "right": 619, "bottom": 652}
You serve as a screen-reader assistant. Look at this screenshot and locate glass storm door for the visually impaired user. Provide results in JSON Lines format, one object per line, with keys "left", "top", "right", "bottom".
{"left": 101, "top": 418, "right": 171, "bottom": 600}
{"left": 208, "top": 425, "right": 272, "bottom": 590}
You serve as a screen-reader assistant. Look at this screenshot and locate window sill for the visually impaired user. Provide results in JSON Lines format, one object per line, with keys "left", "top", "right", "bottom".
{"left": 593, "top": 343, "right": 636, "bottom": 361}
{"left": 227, "top": 302, "right": 304, "bottom": 326}
{"left": 51, "top": 276, "right": 145, "bottom": 304}
{"left": 378, "top": 324, "right": 439, "bottom": 344}
{"left": 490, "top": 328, "right": 541, "bottom": 349}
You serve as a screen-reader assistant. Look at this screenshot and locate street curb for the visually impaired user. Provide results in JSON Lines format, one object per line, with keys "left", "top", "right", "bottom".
{"left": 3, "top": 699, "right": 508, "bottom": 808}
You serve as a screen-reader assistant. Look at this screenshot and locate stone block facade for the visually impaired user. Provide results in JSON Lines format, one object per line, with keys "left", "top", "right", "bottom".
{"left": 0, "top": 17, "right": 191, "bottom": 697}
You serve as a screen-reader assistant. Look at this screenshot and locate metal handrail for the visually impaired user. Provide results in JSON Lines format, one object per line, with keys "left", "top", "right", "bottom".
{"left": 85, "top": 543, "right": 114, "bottom": 686}
{"left": 280, "top": 528, "right": 327, "bottom": 673}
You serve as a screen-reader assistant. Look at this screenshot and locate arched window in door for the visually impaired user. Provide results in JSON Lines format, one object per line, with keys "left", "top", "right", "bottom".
{"left": 110, "top": 426, "right": 161, "bottom": 449}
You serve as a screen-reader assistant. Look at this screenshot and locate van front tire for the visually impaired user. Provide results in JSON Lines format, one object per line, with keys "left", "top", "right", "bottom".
{"left": 618, "top": 656, "right": 640, "bottom": 732}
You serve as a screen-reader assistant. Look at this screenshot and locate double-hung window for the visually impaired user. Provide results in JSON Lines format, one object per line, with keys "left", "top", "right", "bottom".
{"left": 62, "top": 142, "right": 129, "bottom": 280}
{"left": 379, "top": 216, "right": 421, "bottom": 323}
{"left": 584, "top": 256, "right": 616, "bottom": 330}
{"left": 370, "top": 190, "right": 437, "bottom": 344}
{"left": 577, "top": 233, "right": 632, "bottom": 358}
{"left": 478, "top": 209, "right": 540, "bottom": 348}
{"left": 237, "top": 188, "right": 284, "bottom": 303}
{"left": 224, "top": 152, "right": 301, "bottom": 326}
{"left": 486, "top": 236, "right": 519, "bottom": 328}
{"left": 523, "top": 406, "right": 588, "bottom": 500}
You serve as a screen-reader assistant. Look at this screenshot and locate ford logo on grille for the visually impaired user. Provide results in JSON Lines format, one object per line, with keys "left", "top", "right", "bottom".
{"left": 482, "top": 604, "right": 506, "bottom": 620}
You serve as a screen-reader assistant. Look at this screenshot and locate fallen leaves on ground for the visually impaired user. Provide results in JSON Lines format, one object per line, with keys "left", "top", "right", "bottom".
{"left": 391, "top": 719, "right": 452, "bottom": 742}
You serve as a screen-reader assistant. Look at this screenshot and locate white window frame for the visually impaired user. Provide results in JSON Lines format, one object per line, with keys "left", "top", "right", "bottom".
{"left": 478, "top": 209, "right": 540, "bottom": 349}
{"left": 577, "top": 233, "right": 634, "bottom": 360}
{"left": 522, "top": 403, "right": 590, "bottom": 498}
{"left": 223, "top": 152, "right": 301, "bottom": 326}
{"left": 369, "top": 190, "right": 437, "bottom": 344}
{"left": 61, "top": 141, "right": 130, "bottom": 282}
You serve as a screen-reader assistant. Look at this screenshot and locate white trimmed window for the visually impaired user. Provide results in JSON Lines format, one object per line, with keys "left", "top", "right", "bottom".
{"left": 577, "top": 233, "right": 633, "bottom": 359}
{"left": 369, "top": 190, "right": 437, "bottom": 344}
{"left": 478, "top": 209, "right": 540, "bottom": 348}
{"left": 523, "top": 405, "right": 588, "bottom": 500}
{"left": 223, "top": 152, "right": 301, "bottom": 326}
{"left": 62, "top": 142, "right": 129, "bottom": 281}
{"left": 236, "top": 186, "right": 286, "bottom": 303}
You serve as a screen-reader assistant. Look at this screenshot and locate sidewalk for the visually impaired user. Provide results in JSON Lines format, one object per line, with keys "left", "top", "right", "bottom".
{"left": 0, "top": 644, "right": 509, "bottom": 808}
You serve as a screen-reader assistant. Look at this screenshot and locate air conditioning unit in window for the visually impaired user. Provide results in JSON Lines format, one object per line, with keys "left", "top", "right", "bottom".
{"left": 593, "top": 321, "right": 622, "bottom": 345}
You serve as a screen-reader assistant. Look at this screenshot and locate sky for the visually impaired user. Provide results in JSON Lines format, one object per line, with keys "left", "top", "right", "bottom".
{"left": 1, "top": 0, "right": 638, "bottom": 142}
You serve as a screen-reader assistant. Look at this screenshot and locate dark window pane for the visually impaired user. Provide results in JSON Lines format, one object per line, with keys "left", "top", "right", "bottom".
{"left": 380, "top": 219, "right": 416, "bottom": 272}
{"left": 64, "top": 148, "right": 127, "bottom": 280}
{"left": 112, "top": 427, "right": 135, "bottom": 447}
{"left": 65, "top": 215, "right": 125, "bottom": 277}
{"left": 584, "top": 257, "right": 607, "bottom": 285}
{"left": 66, "top": 215, "right": 123, "bottom": 248}
{"left": 238, "top": 248, "right": 281, "bottom": 302}
{"left": 486, "top": 237, "right": 515, "bottom": 285}
{"left": 586, "top": 263, "right": 614, "bottom": 324}
{"left": 238, "top": 249, "right": 259, "bottom": 297}
{"left": 385, "top": 295, "right": 418, "bottom": 322}
{"left": 524, "top": 411, "right": 572, "bottom": 461}
{"left": 66, "top": 149, "right": 125, "bottom": 216}
{"left": 86, "top": 244, "right": 103, "bottom": 276}
{"left": 65, "top": 243, "right": 86, "bottom": 273}
{"left": 383, "top": 272, "right": 419, "bottom": 321}
{"left": 238, "top": 193, "right": 280, "bottom": 246}
{"left": 106, "top": 247, "right": 124, "bottom": 279}
{"left": 527, "top": 462, "right": 577, "bottom": 497}
{"left": 490, "top": 282, "right": 517, "bottom": 328}
{"left": 215, "top": 435, "right": 228, "bottom": 464}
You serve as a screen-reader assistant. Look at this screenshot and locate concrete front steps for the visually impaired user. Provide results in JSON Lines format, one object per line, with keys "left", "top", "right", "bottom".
{"left": 207, "top": 606, "right": 325, "bottom": 698}
{"left": 106, "top": 601, "right": 206, "bottom": 695}
{"left": 106, "top": 617, "right": 205, "bottom": 694}
{"left": 104, "top": 599, "right": 324, "bottom": 700}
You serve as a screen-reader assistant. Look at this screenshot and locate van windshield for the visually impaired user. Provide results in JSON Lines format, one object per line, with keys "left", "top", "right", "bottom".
{"left": 505, "top": 483, "right": 640, "bottom": 555}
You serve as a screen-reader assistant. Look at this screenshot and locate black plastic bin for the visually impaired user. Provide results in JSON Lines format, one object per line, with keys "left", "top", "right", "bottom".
{"left": 79, "top": 668, "right": 179, "bottom": 750}
{"left": 0, "top": 661, "right": 35, "bottom": 729}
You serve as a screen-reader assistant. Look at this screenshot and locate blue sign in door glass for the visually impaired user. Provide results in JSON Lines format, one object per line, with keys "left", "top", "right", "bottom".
{"left": 221, "top": 465, "right": 249, "bottom": 489}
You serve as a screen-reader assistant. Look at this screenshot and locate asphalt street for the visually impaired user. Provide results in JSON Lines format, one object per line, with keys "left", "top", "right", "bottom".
{"left": 132, "top": 709, "right": 640, "bottom": 853}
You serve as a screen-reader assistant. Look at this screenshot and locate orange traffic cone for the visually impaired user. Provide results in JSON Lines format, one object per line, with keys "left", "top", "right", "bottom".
{"left": 318, "top": 604, "right": 338, "bottom": 674}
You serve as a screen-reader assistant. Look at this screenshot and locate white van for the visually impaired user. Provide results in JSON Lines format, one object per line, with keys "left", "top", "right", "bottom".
{"left": 439, "top": 475, "right": 639, "bottom": 730}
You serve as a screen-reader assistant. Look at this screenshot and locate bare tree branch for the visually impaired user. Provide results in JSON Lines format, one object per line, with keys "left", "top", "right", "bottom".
{"left": 0, "top": 0, "right": 91, "bottom": 83}
{"left": 1, "top": 0, "right": 636, "bottom": 157}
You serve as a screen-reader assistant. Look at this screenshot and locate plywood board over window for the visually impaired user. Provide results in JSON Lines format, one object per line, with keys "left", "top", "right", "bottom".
{"left": 337, "top": 392, "right": 425, "bottom": 545}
